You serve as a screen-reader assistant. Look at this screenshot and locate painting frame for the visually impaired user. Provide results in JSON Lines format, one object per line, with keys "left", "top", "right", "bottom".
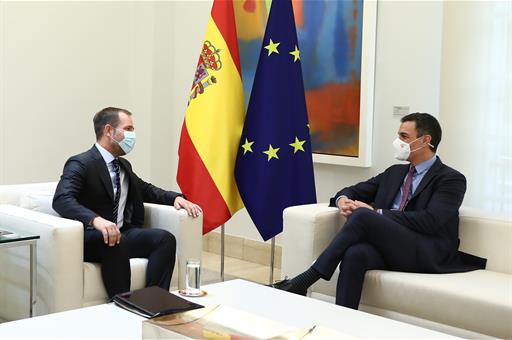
{"left": 312, "top": 0, "right": 377, "bottom": 167}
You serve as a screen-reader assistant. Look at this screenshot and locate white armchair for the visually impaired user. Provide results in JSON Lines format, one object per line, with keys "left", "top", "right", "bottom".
{"left": 0, "top": 182, "right": 202, "bottom": 321}
{"left": 282, "top": 203, "right": 512, "bottom": 339}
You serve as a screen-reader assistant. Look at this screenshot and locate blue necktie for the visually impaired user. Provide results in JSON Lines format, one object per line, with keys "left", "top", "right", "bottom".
{"left": 112, "top": 159, "right": 121, "bottom": 224}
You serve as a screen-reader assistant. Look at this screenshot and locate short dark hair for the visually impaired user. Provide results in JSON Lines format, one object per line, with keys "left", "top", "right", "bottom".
{"left": 401, "top": 112, "right": 442, "bottom": 152}
{"left": 93, "top": 107, "right": 132, "bottom": 140}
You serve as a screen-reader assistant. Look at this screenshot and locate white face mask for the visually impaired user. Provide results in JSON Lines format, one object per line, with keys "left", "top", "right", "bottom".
{"left": 111, "top": 129, "right": 136, "bottom": 154}
{"left": 392, "top": 137, "right": 433, "bottom": 161}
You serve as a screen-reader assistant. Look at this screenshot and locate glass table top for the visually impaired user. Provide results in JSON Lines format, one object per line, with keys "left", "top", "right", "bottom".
{"left": 0, "top": 228, "right": 40, "bottom": 244}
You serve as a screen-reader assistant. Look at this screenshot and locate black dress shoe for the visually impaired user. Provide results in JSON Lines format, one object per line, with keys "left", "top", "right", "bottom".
{"left": 269, "top": 278, "right": 307, "bottom": 296}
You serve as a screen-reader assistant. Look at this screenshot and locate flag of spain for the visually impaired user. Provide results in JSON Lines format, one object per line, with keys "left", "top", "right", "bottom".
{"left": 177, "top": 0, "right": 245, "bottom": 234}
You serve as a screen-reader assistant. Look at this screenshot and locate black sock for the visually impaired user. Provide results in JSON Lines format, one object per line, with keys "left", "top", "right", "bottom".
{"left": 289, "top": 267, "right": 321, "bottom": 292}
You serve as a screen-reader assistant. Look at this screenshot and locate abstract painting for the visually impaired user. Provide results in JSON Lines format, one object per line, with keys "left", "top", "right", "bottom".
{"left": 235, "top": 0, "right": 376, "bottom": 166}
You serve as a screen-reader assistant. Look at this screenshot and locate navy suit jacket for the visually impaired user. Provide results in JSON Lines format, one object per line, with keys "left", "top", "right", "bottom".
{"left": 53, "top": 145, "right": 182, "bottom": 228}
{"left": 330, "top": 157, "right": 486, "bottom": 273}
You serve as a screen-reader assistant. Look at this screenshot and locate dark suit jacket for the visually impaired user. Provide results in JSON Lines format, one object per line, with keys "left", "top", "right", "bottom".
{"left": 329, "top": 157, "right": 486, "bottom": 273}
{"left": 53, "top": 145, "right": 182, "bottom": 228}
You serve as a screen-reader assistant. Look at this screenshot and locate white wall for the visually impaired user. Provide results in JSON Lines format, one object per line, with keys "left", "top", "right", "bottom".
{"left": 439, "top": 1, "right": 512, "bottom": 215}
{"left": 0, "top": 1, "right": 156, "bottom": 184}
{"left": 0, "top": 0, "right": 213, "bottom": 191}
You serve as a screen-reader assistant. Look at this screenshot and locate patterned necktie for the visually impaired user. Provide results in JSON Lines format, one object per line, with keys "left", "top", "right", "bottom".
{"left": 399, "top": 165, "right": 416, "bottom": 211}
{"left": 112, "top": 159, "right": 121, "bottom": 224}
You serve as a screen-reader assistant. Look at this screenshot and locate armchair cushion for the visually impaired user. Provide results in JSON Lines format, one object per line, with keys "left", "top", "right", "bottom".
{"left": 19, "top": 191, "right": 60, "bottom": 216}
{"left": 0, "top": 182, "right": 57, "bottom": 206}
{"left": 360, "top": 269, "right": 511, "bottom": 339}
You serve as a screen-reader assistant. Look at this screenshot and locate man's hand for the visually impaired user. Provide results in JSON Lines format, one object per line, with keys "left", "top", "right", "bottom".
{"left": 174, "top": 196, "right": 202, "bottom": 217}
{"left": 337, "top": 197, "right": 356, "bottom": 217}
{"left": 92, "top": 216, "right": 121, "bottom": 247}
{"left": 337, "top": 198, "right": 376, "bottom": 216}
{"left": 353, "top": 200, "right": 374, "bottom": 211}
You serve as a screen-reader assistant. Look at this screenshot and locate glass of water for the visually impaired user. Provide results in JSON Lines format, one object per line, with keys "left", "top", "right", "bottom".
{"left": 185, "top": 258, "right": 201, "bottom": 296}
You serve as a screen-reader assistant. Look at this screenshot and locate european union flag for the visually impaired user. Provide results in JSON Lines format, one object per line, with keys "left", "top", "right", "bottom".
{"left": 235, "top": 0, "right": 317, "bottom": 241}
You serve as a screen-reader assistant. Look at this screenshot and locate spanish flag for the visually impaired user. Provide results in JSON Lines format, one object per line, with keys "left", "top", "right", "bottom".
{"left": 177, "top": 0, "right": 245, "bottom": 234}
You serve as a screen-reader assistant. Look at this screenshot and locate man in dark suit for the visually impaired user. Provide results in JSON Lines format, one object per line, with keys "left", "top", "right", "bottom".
{"left": 274, "top": 113, "right": 486, "bottom": 309}
{"left": 53, "top": 107, "right": 201, "bottom": 298}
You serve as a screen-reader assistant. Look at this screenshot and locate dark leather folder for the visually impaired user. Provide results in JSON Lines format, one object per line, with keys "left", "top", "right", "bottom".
{"left": 113, "top": 286, "right": 203, "bottom": 318}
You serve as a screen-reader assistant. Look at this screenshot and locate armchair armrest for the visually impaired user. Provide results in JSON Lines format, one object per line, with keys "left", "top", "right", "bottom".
{"left": 281, "top": 203, "right": 344, "bottom": 279}
{"left": 144, "top": 203, "right": 202, "bottom": 290}
{"left": 0, "top": 205, "right": 84, "bottom": 317}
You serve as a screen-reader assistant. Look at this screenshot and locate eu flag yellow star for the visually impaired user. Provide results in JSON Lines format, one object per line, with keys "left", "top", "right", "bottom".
{"left": 289, "top": 45, "right": 300, "bottom": 62}
{"left": 241, "top": 138, "right": 254, "bottom": 155}
{"left": 289, "top": 137, "right": 306, "bottom": 153}
{"left": 263, "top": 144, "right": 280, "bottom": 161}
{"left": 264, "top": 38, "right": 280, "bottom": 56}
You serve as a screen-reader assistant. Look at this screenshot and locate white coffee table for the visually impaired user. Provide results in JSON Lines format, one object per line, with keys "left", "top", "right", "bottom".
{"left": 178, "top": 279, "right": 458, "bottom": 339}
{"left": 0, "top": 279, "right": 458, "bottom": 339}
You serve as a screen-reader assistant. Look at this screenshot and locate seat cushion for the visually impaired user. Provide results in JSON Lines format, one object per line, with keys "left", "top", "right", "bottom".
{"left": 360, "top": 269, "right": 512, "bottom": 339}
{"left": 82, "top": 258, "right": 148, "bottom": 306}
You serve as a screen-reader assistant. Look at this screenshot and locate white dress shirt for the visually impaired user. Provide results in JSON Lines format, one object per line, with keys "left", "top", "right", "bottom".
{"left": 95, "top": 143, "right": 129, "bottom": 228}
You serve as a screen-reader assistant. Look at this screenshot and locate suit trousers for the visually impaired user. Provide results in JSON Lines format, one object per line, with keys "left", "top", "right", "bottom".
{"left": 312, "top": 209, "right": 420, "bottom": 309}
{"left": 84, "top": 226, "right": 176, "bottom": 298}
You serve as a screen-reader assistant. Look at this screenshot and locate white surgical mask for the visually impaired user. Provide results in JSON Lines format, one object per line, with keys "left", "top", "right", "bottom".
{"left": 112, "top": 129, "right": 136, "bottom": 154}
{"left": 392, "top": 137, "right": 433, "bottom": 161}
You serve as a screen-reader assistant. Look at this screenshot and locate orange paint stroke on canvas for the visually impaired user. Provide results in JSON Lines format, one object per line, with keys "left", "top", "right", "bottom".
{"left": 306, "top": 81, "right": 360, "bottom": 156}
{"left": 292, "top": 0, "right": 303, "bottom": 28}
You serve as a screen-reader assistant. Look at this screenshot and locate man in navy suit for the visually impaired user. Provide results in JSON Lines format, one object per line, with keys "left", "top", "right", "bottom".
{"left": 53, "top": 107, "right": 201, "bottom": 298}
{"left": 274, "top": 113, "right": 486, "bottom": 309}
